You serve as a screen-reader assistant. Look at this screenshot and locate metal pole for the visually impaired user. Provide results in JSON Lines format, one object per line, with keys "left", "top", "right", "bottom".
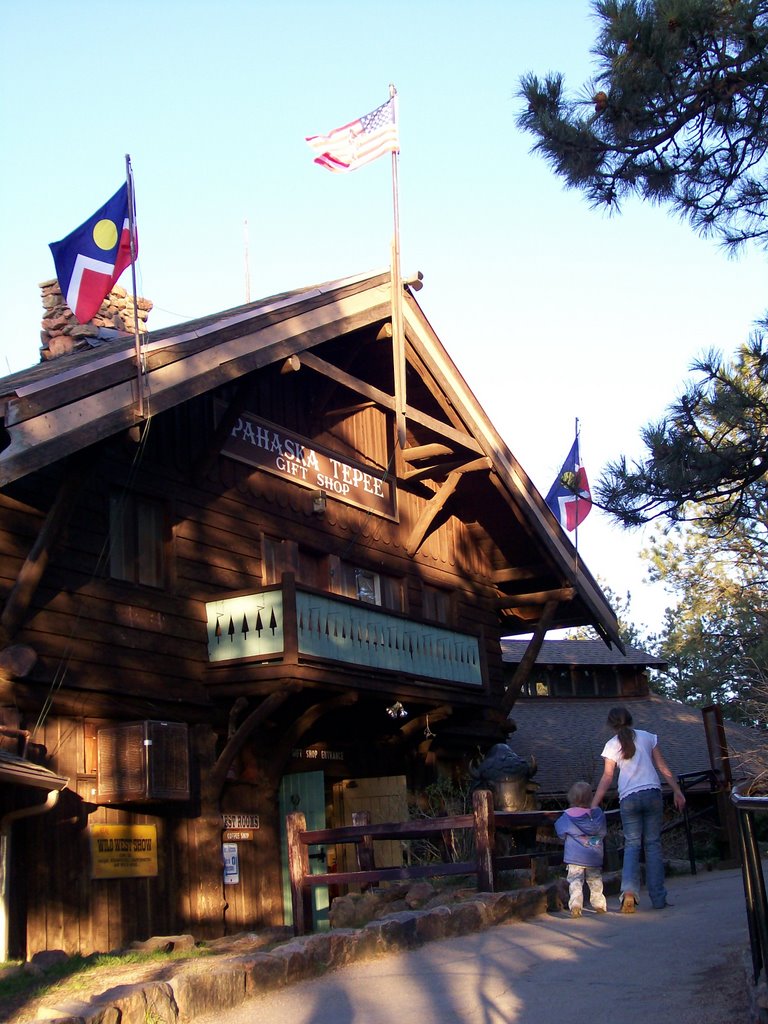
{"left": 125, "top": 154, "right": 145, "bottom": 420}
{"left": 389, "top": 84, "right": 406, "bottom": 450}
{"left": 244, "top": 219, "right": 251, "bottom": 303}
{"left": 736, "top": 809, "right": 762, "bottom": 982}
{"left": 573, "top": 417, "right": 580, "bottom": 570}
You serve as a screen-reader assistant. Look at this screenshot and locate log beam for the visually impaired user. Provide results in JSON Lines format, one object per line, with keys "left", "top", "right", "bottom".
{"left": 492, "top": 565, "right": 548, "bottom": 584}
{"left": 401, "top": 443, "right": 455, "bottom": 463}
{"left": 493, "top": 587, "right": 575, "bottom": 609}
{"left": 209, "top": 683, "right": 303, "bottom": 798}
{"left": 1, "top": 456, "right": 90, "bottom": 641}
{"left": 406, "top": 457, "right": 491, "bottom": 556}
{"left": 500, "top": 600, "right": 559, "bottom": 714}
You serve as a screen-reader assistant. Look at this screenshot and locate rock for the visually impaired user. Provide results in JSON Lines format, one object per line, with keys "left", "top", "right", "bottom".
{"left": 405, "top": 881, "right": 435, "bottom": 907}
{"left": 30, "top": 949, "right": 69, "bottom": 970}
{"left": 42, "top": 335, "right": 75, "bottom": 359}
{"left": 170, "top": 962, "right": 247, "bottom": 1020}
{"left": 266, "top": 941, "right": 321, "bottom": 986}
{"left": 69, "top": 324, "right": 99, "bottom": 338}
{"left": 328, "top": 894, "right": 357, "bottom": 929}
{"left": 128, "top": 934, "right": 196, "bottom": 953}
{"left": 244, "top": 951, "right": 288, "bottom": 993}
{"left": 38, "top": 281, "right": 152, "bottom": 362}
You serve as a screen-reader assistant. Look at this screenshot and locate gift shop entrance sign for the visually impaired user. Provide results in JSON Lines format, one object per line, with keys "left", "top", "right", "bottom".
{"left": 222, "top": 412, "right": 396, "bottom": 519}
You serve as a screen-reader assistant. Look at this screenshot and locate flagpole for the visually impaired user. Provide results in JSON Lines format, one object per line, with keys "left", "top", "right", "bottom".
{"left": 573, "top": 416, "right": 580, "bottom": 568}
{"left": 389, "top": 83, "right": 407, "bottom": 450}
{"left": 244, "top": 219, "right": 251, "bottom": 303}
{"left": 125, "top": 154, "right": 145, "bottom": 420}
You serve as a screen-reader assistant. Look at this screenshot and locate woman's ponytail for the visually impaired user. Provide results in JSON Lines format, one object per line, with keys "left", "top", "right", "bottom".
{"left": 607, "top": 706, "right": 636, "bottom": 760}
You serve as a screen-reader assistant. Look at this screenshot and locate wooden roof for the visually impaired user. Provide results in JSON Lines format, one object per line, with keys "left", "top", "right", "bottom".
{"left": 0, "top": 750, "right": 68, "bottom": 791}
{"left": 501, "top": 638, "right": 668, "bottom": 669}
{"left": 0, "top": 269, "right": 621, "bottom": 646}
{"left": 508, "top": 694, "right": 766, "bottom": 796}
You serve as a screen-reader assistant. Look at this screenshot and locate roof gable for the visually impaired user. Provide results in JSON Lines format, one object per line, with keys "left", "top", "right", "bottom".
{"left": 0, "top": 269, "right": 620, "bottom": 645}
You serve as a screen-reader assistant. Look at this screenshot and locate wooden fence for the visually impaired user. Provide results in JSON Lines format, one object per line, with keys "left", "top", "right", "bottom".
{"left": 286, "top": 789, "right": 562, "bottom": 935}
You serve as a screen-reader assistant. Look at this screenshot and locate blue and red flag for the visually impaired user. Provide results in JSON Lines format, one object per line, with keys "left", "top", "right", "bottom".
{"left": 545, "top": 438, "right": 592, "bottom": 531}
{"left": 49, "top": 183, "right": 135, "bottom": 323}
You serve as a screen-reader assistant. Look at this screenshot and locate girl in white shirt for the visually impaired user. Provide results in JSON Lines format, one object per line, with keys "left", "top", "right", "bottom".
{"left": 592, "top": 706, "right": 685, "bottom": 912}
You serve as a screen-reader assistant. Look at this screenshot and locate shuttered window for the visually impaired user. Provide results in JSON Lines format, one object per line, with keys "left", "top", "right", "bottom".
{"left": 109, "top": 492, "right": 166, "bottom": 588}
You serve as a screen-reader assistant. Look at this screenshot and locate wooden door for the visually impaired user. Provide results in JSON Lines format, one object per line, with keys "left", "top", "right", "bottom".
{"left": 332, "top": 775, "right": 409, "bottom": 872}
{"left": 278, "top": 771, "right": 329, "bottom": 930}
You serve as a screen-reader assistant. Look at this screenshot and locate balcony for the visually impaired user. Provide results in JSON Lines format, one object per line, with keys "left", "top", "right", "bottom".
{"left": 205, "top": 575, "right": 483, "bottom": 687}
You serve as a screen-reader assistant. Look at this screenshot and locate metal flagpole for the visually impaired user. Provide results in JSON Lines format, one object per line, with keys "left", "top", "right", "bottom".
{"left": 389, "top": 83, "right": 407, "bottom": 450}
{"left": 244, "top": 219, "right": 251, "bottom": 303}
{"left": 125, "top": 154, "right": 145, "bottom": 420}
{"left": 573, "top": 416, "right": 580, "bottom": 568}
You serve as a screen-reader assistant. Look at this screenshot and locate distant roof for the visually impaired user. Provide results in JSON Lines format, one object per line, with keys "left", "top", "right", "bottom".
{"left": 506, "top": 694, "right": 766, "bottom": 797}
{"left": 501, "top": 638, "right": 667, "bottom": 669}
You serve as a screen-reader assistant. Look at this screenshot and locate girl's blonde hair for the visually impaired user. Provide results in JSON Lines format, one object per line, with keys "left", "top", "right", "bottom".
{"left": 567, "top": 780, "right": 593, "bottom": 807}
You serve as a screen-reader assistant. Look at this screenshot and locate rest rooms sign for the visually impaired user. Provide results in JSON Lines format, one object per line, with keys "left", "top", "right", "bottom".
{"left": 222, "top": 412, "right": 396, "bottom": 519}
{"left": 90, "top": 824, "right": 158, "bottom": 879}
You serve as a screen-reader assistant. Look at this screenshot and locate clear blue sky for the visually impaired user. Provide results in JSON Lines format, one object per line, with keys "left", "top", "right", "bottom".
{"left": 2, "top": 0, "right": 766, "bottom": 636}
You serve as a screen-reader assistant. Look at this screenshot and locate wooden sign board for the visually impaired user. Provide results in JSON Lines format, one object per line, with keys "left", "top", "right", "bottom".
{"left": 221, "top": 813, "right": 260, "bottom": 830}
{"left": 90, "top": 824, "right": 158, "bottom": 879}
{"left": 222, "top": 828, "right": 257, "bottom": 842}
{"left": 221, "top": 412, "right": 397, "bottom": 520}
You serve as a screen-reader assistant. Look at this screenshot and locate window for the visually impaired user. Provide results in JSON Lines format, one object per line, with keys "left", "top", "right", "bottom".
{"left": 109, "top": 492, "right": 166, "bottom": 588}
{"left": 335, "top": 561, "right": 402, "bottom": 611}
{"left": 519, "top": 666, "right": 620, "bottom": 698}
{"left": 422, "top": 584, "right": 452, "bottom": 625}
{"left": 261, "top": 536, "right": 299, "bottom": 585}
{"left": 354, "top": 568, "right": 381, "bottom": 605}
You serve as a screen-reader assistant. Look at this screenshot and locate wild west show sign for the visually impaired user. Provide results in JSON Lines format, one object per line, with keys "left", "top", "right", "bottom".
{"left": 222, "top": 412, "right": 396, "bottom": 519}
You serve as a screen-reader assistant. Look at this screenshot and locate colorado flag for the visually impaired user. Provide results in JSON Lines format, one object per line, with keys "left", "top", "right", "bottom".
{"left": 49, "top": 184, "right": 135, "bottom": 323}
{"left": 545, "top": 437, "right": 592, "bottom": 531}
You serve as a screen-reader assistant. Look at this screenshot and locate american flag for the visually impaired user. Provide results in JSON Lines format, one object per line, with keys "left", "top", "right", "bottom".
{"left": 306, "top": 98, "right": 399, "bottom": 173}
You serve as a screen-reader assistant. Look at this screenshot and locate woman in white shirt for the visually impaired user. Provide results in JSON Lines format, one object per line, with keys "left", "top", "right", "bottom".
{"left": 592, "top": 706, "right": 686, "bottom": 913}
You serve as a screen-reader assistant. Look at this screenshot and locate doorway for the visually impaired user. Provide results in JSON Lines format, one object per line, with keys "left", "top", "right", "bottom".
{"left": 278, "top": 771, "right": 329, "bottom": 930}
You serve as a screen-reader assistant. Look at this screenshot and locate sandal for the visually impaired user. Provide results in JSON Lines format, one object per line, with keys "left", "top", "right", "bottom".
{"left": 620, "top": 893, "right": 637, "bottom": 914}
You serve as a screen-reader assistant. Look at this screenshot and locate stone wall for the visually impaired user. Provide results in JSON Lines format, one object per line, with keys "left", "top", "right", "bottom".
{"left": 39, "top": 279, "right": 152, "bottom": 361}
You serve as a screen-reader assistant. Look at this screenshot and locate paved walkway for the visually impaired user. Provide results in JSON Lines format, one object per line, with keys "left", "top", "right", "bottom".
{"left": 196, "top": 867, "right": 754, "bottom": 1024}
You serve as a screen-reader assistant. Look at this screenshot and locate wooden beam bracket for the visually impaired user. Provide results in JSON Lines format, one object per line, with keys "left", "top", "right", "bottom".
{"left": 405, "top": 457, "right": 491, "bottom": 556}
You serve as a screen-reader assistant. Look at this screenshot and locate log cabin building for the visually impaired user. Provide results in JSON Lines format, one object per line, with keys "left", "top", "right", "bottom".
{"left": 0, "top": 268, "right": 620, "bottom": 956}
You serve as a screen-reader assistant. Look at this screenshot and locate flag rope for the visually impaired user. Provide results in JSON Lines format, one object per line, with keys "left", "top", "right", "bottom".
{"left": 125, "top": 154, "right": 147, "bottom": 420}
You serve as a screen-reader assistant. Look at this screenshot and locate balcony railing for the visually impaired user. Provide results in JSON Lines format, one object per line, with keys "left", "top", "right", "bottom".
{"left": 205, "top": 575, "right": 483, "bottom": 687}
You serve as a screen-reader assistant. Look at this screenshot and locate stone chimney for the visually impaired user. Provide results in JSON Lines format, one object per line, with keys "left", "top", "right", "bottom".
{"left": 39, "top": 279, "right": 153, "bottom": 361}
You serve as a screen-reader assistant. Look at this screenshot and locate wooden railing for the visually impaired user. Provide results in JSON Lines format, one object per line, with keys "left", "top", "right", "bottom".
{"left": 731, "top": 782, "right": 768, "bottom": 984}
{"left": 286, "top": 789, "right": 561, "bottom": 935}
{"left": 204, "top": 574, "right": 484, "bottom": 687}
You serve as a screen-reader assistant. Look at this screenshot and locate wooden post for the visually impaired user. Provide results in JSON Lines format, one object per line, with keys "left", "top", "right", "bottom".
{"left": 352, "top": 811, "right": 375, "bottom": 890}
{"left": 500, "top": 599, "right": 559, "bottom": 714}
{"left": 473, "top": 789, "right": 495, "bottom": 893}
{"left": 1, "top": 456, "right": 90, "bottom": 641}
{"left": 530, "top": 853, "right": 549, "bottom": 886}
{"left": 287, "top": 810, "right": 311, "bottom": 935}
{"left": 282, "top": 572, "right": 299, "bottom": 665}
